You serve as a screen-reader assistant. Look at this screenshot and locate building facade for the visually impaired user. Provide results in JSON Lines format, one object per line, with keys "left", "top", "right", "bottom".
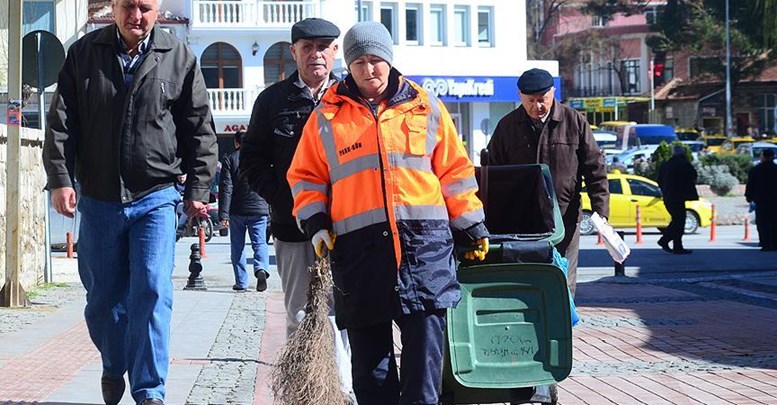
{"left": 94, "top": 0, "right": 559, "bottom": 163}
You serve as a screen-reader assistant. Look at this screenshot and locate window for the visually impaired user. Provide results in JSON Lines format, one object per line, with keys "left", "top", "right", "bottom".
{"left": 354, "top": 1, "right": 373, "bottom": 22}
{"left": 380, "top": 3, "right": 398, "bottom": 43}
{"left": 405, "top": 4, "right": 421, "bottom": 44}
{"left": 689, "top": 56, "right": 723, "bottom": 77}
{"left": 453, "top": 5, "right": 470, "bottom": 46}
{"left": 608, "top": 179, "right": 623, "bottom": 195}
{"left": 591, "top": 15, "right": 608, "bottom": 27}
{"left": 644, "top": 7, "right": 661, "bottom": 25}
{"left": 201, "top": 42, "right": 242, "bottom": 89}
{"left": 627, "top": 179, "right": 662, "bottom": 198}
{"left": 620, "top": 59, "right": 641, "bottom": 94}
{"left": 429, "top": 4, "right": 446, "bottom": 46}
{"left": 23, "top": 0, "right": 55, "bottom": 35}
{"left": 477, "top": 7, "right": 493, "bottom": 46}
{"left": 753, "top": 94, "right": 777, "bottom": 134}
{"left": 263, "top": 42, "right": 295, "bottom": 86}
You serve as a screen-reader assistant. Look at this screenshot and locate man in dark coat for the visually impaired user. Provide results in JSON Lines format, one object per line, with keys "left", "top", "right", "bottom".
{"left": 745, "top": 148, "right": 777, "bottom": 251}
{"left": 487, "top": 68, "right": 609, "bottom": 296}
{"left": 219, "top": 130, "right": 271, "bottom": 292}
{"left": 657, "top": 144, "right": 699, "bottom": 254}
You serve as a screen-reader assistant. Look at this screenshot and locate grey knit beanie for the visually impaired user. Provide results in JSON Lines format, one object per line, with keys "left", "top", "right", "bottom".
{"left": 343, "top": 21, "right": 393, "bottom": 67}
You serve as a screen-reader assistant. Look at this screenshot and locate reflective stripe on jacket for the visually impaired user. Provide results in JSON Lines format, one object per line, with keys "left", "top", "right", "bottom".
{"left": 288, "top": 70, "right": 486, "bottom": 328}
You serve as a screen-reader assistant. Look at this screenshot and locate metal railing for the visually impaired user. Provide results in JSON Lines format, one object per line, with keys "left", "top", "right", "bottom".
{"left": 207, "top": 87, "right": 263, "bottom": 114}
{"left": 192, "top": 0, "right": 319, "bottom": 28}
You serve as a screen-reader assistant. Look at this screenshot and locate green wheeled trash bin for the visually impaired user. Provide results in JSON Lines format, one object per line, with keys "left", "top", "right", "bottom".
{"left": 440, "top": 163, "right": 574, "bottom": 405}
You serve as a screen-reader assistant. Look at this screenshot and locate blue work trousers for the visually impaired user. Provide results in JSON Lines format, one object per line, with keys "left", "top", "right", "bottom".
{"left": 229, "top": 214, "right": 269, "bottom": 288}
{"left": 77, "top": 186, "right": 179, "bottom": 403}
{"left": 347, "top": 309, "right": 446, "bottom": 405}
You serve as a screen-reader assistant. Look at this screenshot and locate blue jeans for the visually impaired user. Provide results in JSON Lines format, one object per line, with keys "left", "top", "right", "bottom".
{"left": 77, "top": 186, "right": 179, "bottom": 403}
{"left": 229, "top": 214, "right": 270, "bottom": 288}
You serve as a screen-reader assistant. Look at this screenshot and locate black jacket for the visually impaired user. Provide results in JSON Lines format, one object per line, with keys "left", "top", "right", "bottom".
{"left": 658, "top": 155, "right": 699, "bottom": 203}
{"left": 219, "top": 149, "right": 269, "bottom": 220}
{"left": 746, "top": 160, "right": 777, "bottom": 211}
{"left": 240, "top": 71, "right": 337, "bottom": 241}
{"left": 43, "top": 24, "right": 217, "bottom": 203}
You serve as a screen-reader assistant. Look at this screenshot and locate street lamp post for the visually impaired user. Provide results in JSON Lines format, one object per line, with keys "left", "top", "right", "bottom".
{"left": 725, "top": 0, "right": 733, "bottom": 137}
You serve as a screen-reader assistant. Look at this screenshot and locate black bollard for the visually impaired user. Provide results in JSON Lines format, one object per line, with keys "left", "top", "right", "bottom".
{"left": 614, "top": 231, "right": 626, "bottom": 277}
{"left": 184, "top": 243, "right": 207, "bottom": 290}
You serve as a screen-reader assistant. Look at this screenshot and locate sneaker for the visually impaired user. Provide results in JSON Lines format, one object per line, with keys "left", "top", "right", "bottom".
{"left": 657, "top": 239, "right": 672, "bottom": 253}
{"left": 255, "top": 269, "right": 268, "bottom": 292}
{"left": 232, "top": 284, "right": 247, "bottom": 293}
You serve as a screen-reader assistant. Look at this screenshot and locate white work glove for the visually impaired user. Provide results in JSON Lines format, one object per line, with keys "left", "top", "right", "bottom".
{"left": 312, "top": 229, "right": 336, "bottom": 258}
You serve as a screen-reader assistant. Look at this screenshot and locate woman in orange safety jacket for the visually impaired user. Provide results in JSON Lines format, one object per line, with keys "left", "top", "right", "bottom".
{"left": 287, "top": 21, "right": 489, "bottom": 405}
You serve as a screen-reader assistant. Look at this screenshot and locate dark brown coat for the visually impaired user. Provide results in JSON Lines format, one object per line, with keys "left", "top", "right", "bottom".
{"left": 486, "top": 100, "right": 609, "bottom": 224}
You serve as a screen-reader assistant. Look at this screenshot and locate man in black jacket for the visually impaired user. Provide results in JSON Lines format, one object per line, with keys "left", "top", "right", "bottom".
{"left": 42, "top": 1, "right": 217, "bottom": 403}
{"left": 746, "top": 148, "right": 777, "bottom": 251}
{"left": 220, "top": 130, "right": 271, "bottom": 292}
{"left": 657, "top": 144, "right": 698, "bottom": 254}
{"left": 239, "top": 18, "right": 353, "bottom": 398}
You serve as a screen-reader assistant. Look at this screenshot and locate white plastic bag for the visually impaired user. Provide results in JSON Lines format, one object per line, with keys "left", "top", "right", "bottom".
{"left": 590, "top": 212, "right": 631, "bottom": 263}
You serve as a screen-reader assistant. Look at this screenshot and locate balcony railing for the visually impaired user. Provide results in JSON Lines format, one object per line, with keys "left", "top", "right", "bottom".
{"left": 192, "top": 0, "right": 319, "bottom": 28}
{"left": 207, "top": 87, "right": 263, "bottom": 114}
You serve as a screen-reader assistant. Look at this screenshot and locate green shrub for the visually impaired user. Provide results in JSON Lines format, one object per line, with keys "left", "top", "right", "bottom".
{"left": 698, "top": 153, "right": 752, "bottom": 183}
{"left": 698, "top": 164, "right": 738, "bottom": 196}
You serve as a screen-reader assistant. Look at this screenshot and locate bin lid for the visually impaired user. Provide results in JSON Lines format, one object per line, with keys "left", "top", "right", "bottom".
{"left": 447, "top": 263, "right": 573, "bottom": 389}
{"left": 477, "top": 164, "right": 565, "bottom": 246}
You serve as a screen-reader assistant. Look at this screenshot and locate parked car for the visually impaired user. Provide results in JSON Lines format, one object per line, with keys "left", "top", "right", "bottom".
{"left": 593, "top": 131, "right": 618, "bottom": 155}
{"left": 701, "top": 134, "right": 727, "bottom": 154}
{"left": 681, "top": 140, "right": 705, "bottom": 160}
{"left": 676, "top": 128, "right": 700, "bottom": 141}
{"left": 605, "top": 145, "right": 659, "bottom": 173}
{"left": 736, "top": 142, "right": 777, "bottom": 165}
{"left": 720, "top": 136, "right": 756, "bottom": 154}
{"left": 580, "top": 172, "right": 712, "bottom": 235}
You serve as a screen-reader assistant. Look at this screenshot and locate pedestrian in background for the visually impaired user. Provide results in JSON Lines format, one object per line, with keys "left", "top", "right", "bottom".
{"left": 219, "top": 130, "right": 271, "bottom": 292}
{"left": 238, "top": 18, "right": 355, "bottom": 398}
{"left": 288, "top": 21, "right": 489, "bottom": 404}
{"left": 745, "top": 148, "right": 777, "bottom": 251}
{"left": 487, "top": 68, "right": 609, "bottom": 297}
{"left": 657, "top": 144, "right": 698, "bottom": 254}
{"left": 42, "top": 0, "right": 217, "bottom": 403}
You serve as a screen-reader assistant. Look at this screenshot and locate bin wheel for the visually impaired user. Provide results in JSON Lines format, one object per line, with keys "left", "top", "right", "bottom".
{"left": 543, "top": 384, "right": 558, "bottom": 405}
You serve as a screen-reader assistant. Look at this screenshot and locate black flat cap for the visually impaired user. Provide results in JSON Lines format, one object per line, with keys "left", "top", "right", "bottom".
{"left": 517, "top": 68, "right": 554, "bottom": 94}
{"left": 291, "top": 18, "right": 341, "bottom": 43}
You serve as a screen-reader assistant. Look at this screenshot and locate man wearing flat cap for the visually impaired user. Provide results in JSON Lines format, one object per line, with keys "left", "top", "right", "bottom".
{"left": 487, "top": 68, "right": 609, "bottom": 297}
{"left": 239, "top": 17, "right": 354, "bottom": 399}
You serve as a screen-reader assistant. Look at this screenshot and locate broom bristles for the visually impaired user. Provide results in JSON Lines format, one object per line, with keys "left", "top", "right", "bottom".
{"left": 271, "top": 257, "right": 350, "bottom": 405}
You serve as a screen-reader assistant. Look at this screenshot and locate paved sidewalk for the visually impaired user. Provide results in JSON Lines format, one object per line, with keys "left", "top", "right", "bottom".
{"left": 1, "top": 229, "right": 776, "bottom": 404}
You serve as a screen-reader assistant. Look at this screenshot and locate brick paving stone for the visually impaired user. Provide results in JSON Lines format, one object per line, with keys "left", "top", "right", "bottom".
{"left": 0, "top": 322, "right": 98, "bottom": 402}
{"left": 253, "top": 291, "right": 285, "bottom": 405}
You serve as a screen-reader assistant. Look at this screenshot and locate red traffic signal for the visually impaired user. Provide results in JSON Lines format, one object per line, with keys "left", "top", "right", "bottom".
{"left": 653, "top": 63, "right": 664, "bottom": 77}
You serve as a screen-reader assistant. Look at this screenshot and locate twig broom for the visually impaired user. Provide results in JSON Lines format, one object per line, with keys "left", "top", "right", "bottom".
{"left": 270, "top": 256, "right": 350, "bottom": 405}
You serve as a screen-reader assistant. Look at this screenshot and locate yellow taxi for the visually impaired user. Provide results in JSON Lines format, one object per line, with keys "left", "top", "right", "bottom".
{"left": 580, "top": 171, "right": 712, "bottom": 235}
{"left": 719, "top": 136, "right": 756, "bottom": 154}
{"left": 701, "top": 134, "right": 727, "bottom": 154}
{"left": 676, "top": 128, "right": 699, "bottom": 141}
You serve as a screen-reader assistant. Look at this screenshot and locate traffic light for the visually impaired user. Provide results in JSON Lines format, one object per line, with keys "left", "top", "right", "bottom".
{"left": 652, "top": 51, "right": 667, "bottom": 87}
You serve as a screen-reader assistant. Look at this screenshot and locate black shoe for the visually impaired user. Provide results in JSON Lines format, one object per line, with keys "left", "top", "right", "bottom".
{"left": 255, "top": 269, "right": 268, "bottom": 292}
{"left": 673, "top": 248, "right": 693, "bottom": 255}
{"left": 100, "top": 373, "right": 125, "bottom": 405}
{"left": 657, "top": 239, "right": 672, "bottom": 253}
{"left": 232, "top": 284, "right": 247, "bottom": 293}
{"left": 140, "top": 399, "right": 164, "bottom": 405}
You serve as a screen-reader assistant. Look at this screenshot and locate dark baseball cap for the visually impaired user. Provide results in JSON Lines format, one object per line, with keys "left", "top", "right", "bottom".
{"left": 291, "top": 18, "right": 341, "bottom": 43}
{"left": 517, "top": 68, "right": 554, "bottom": 95}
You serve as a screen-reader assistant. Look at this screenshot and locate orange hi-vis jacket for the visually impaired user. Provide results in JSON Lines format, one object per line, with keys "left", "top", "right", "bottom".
{"left": 288, "top": 71, "right": 487, "bottom": 328}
